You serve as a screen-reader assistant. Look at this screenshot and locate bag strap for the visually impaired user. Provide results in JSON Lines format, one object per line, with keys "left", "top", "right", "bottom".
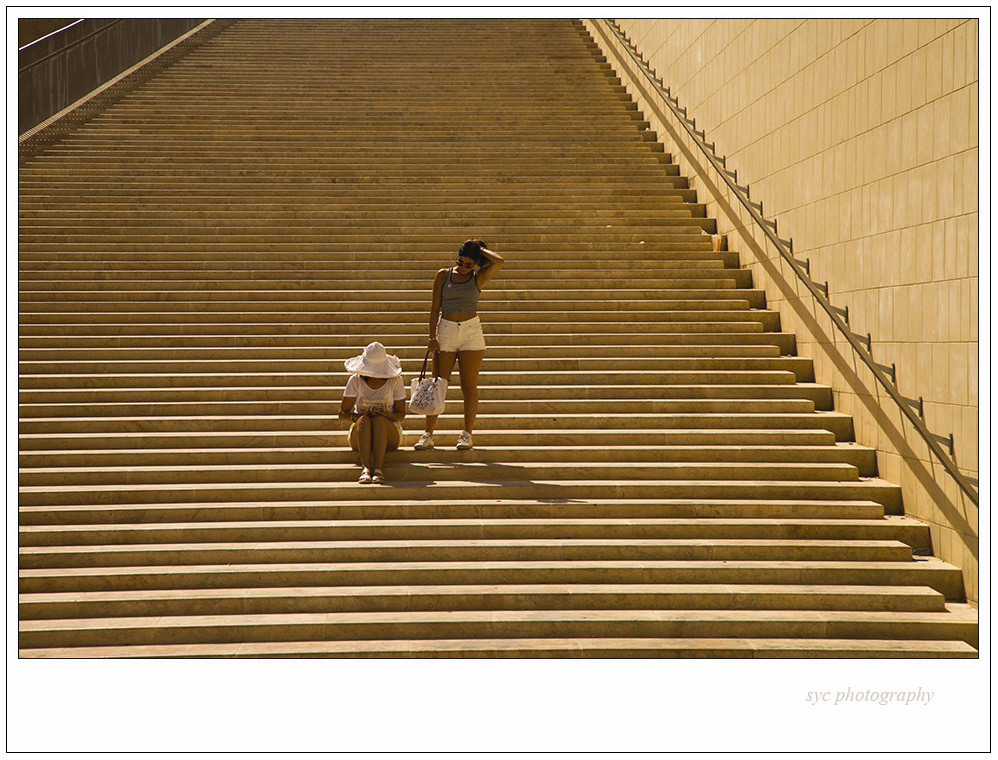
{"left": 419, "top": 350, "right": 434, "bottom": 380}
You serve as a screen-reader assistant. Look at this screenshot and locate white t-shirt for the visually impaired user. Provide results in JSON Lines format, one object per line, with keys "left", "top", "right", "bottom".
{"left": 344, "top": 374, "right": 406, "bottom": 414}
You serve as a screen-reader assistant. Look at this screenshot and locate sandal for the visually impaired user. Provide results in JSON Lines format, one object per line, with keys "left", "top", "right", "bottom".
{"left": 358, "top": 468, "right": 373, "bottom": 484}
{"left": 372, "top": 469, "right": 386, "bottom": 484}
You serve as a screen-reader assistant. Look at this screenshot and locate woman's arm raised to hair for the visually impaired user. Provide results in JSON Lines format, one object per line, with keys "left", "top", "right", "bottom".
{"left": 476, "top": 246, "right": 504, "bottom": 288}
{"left": 427, "top": 268, "right": 448, "bottom": 350}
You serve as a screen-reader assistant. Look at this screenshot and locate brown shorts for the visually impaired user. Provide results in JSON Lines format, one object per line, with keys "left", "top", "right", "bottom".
{"left": 348, "top": 418, "right": 402, "bottom": 451}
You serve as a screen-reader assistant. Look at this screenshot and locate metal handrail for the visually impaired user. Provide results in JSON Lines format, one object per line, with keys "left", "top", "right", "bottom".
{"left": 597, "top": 18, "right": 979, "bottom": 505}
{"left": 18, "top": 20, "right": 121, "bottom": 73}
{"left": 18, "top": 19, "right": 85, "bottom": 51}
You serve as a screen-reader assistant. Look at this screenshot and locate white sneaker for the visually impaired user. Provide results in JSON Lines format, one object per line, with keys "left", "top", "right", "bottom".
{"left": 414, "top": 432, "right": 434, "bottom": 450}
{"left": 456, "top": 431, "right": 474, "bottom": 450}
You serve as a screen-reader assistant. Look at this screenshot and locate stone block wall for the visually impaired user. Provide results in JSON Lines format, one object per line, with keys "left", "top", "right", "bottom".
{"left": 584, "top": 18, "right": 980, "bottom": 602}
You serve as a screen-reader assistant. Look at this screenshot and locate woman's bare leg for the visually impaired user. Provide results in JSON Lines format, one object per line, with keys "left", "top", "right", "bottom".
{"left": 456, "top": 349, "right": 485, "bottom": 433}
{"left": 424, "top": 350, "right": 458, "bottom": 434}
{"left": 371, "top": 415, "right": 390, "bottom": 470}
{"left": 355, "top": 415, "right": 373, "bottom": 471}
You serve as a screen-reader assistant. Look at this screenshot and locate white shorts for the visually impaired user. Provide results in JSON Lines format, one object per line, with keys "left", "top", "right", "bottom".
{"left": 437, "top": 316, "right": 486, "bottom": 353}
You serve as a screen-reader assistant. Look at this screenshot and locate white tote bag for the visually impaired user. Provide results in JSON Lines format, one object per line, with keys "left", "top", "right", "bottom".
{"left": 408, "top": 351, "right": 448, "bottom": 416}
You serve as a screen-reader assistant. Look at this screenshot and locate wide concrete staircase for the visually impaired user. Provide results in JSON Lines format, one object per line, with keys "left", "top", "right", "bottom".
{"left": 18, "top": 18, "right": 977, "bottom": 657}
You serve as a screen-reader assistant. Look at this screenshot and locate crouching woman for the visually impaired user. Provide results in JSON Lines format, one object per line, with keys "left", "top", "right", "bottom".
{"left": 338, "top": 342, "right": 406, "bottom": 484}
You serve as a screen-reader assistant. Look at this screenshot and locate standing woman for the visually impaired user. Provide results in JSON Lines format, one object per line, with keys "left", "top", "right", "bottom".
{"left": 415, "top": 239, "right": 504, "bottom": 450}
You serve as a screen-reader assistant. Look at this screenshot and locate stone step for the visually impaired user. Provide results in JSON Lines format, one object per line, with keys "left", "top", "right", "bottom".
{"left": 18, "top": 428, "right": 839, "bottom": 451}
{"left": 127, "top": 75, "right": 617, "bottom": 83}
{"left": 20, "top": 236, "right": 711, "bottom": 251}
{"left": 18, "top": 517, "right": 928, "bottom": 549}
{"left": 25, "top": 208, "right": 704, "bottom": 224}
{"left": 62, "top": 135, "right": 657, "bottom": 145}
{"left": 18, "top": 444, "right": 877, "bottom": 476}
{"left": 18, "top": 266, "right": 745, "bottom": 281}
{"left": 31, "top": 146, "right": 677, "bottom": 162}
{"left": 18, "top": 250, "right": 727, "bottom": 264}
{"left": 20, "top": 214, "right": 708, "bottom": 229}
{"left": 17, "top": 383, "right": 826, "bottom": 404}
{"left": 20, "top": 184, "right": 696, "bottom": 200}
{"left": 101, "top": 81, "right": 627, "bottom": 90}
{"left": 29, "top": 148, "right": 673, "bottom": 164}
{"left": 56, "top": 75, "right": 628, "bottom": 87}
{"left": 127, "top": 59, "right": 613, "bottom": 66}
{"left": 31, "top": 173, "right": 688, "bottom": 189}
{"left": 19, "top": 299, "right": 765, "bottom": 316}
{"left": 17, "top": 412, "right": 852, "bottom": 438}
{"left": 22, "top": 164, "right": 685, "bottom": 180}
{"left": 17, "top": 330, "right": 787, "bottom": 349}
{"left": 39, "top": 106, "right": 651, "bottom": 118}
{"left": 23, "top": 160, "right": 685, "bottom": 178}
{"left": 46, "top": 112, "right": 654, "bottom": 123}
{"left": 18, "top": 370, "right": 798, "bottom": 392}
{"left": 17, "top": 636, "right": 979, "bottom": 658}
{"left": 18, "top": 312, "right": 781, "bottom": 331}
{"left": 33, "top": 132, "right": 667, "bottom": 147}
{"left": 17, "top": 478, "right": 903, "bottom": 511}
{"left": 16, "top": 606, "right": 978, "bottom": 650}
{"left": 16, "top": 345, "right": 782, "bottom": 364}
{"left": 13, "top": 251, "right": 720, "bottom": 262}
{"left": 18, "top": 257, "right": 730, "bottom": 271}
{"left": 70, "top": 106, "right": 644, "bottom": 114}
{"left": 15, "top": 244, "right": 719, "bottom": 258}
{"left": 44, "top": 84, "right": 642, "bottom": 100}
{"left": 20, "top": 277, "right": 753, "bottom": 294}
{"left": 20, "top": 178, "right": 699, "bottom": 195}
{"left": 17, "top": 251, "right": 736, "bottom": 266}
{"left": 18, "top": 320, "right": 771, "bottom": 336}
{"left": 21, "top": 351, "right": 807, "bottom": 372}
{"left": 17, "top": 556, "right": 963, "bottom": 598}
{"left": 20, "top": 384, "right": 811, "bottom": 408}
{"left": 16, "top": 498, "right": 889, "bottom": 526}
{"left": 18, "top": 192, "right": 704, "bottom": 208}
{"left": 19, "top": 396, "right": 812, "bottom": 418}
{"left": 18, "top": 334, "right": 795, "bottom": 353}
{"left": 18, "top": 287, "right": 751, "bottom": 305}
{"left": 18, "top": 461, "right": 861, "bottom": 487}
{"left": 19, "top": 264, "right": 735, "bottom": 279}
{"left": 114, "top": 104, "right": 638, "bottom": 112}
{"left": 20, "top": 217, "right": 716, "bottom": 234}
{"left": 16, "top": 316, "right": 792, "bottom": 343}
{"left": 17, "top": 583, "right": 946, "bottom": 619}
{"left": 18, "top": 239, "right": 714, "bottom": 252}
{"left": 18, "top": 356, "right": 811, "bottom": 379}
{"left": 23, "top": 163, "right": 683, "bottom": 178}
{"left": 62, "top": 113, "right": 653, "bottom": 125}
{"left": 23, "top": 139, "right": 667, "bottom": 152}
{"left": 19, "top": 186, "right": 689, "bottom": 200}
{"left": 22, "top": 228, "right": 723, "bottom": 241}
{"left": 18, "top": 538, "right": 914, "bottom": 570}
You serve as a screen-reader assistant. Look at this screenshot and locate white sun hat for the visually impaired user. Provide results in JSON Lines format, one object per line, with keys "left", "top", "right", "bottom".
{"left": 344, "top": 341, "right": 403, "bottom": 378}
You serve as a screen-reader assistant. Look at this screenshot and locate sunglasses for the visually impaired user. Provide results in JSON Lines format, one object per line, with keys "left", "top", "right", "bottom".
{"left": 455, "top": 259, "right": 476, "bottom": 269}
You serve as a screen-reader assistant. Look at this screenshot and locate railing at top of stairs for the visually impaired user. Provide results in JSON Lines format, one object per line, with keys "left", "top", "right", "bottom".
{"left": 18, "top": 18, "right": 207, "bottom": 135}
{"left": 594, "top": 18, "right": 979, "bottom": 506}
{"left": 18, "top": 19, "right": 115, "bottom": 72}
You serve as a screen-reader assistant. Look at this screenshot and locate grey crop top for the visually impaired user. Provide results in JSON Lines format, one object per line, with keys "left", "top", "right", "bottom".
{"left": 440, "top": 268, "right": 481, "bottom": 312}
